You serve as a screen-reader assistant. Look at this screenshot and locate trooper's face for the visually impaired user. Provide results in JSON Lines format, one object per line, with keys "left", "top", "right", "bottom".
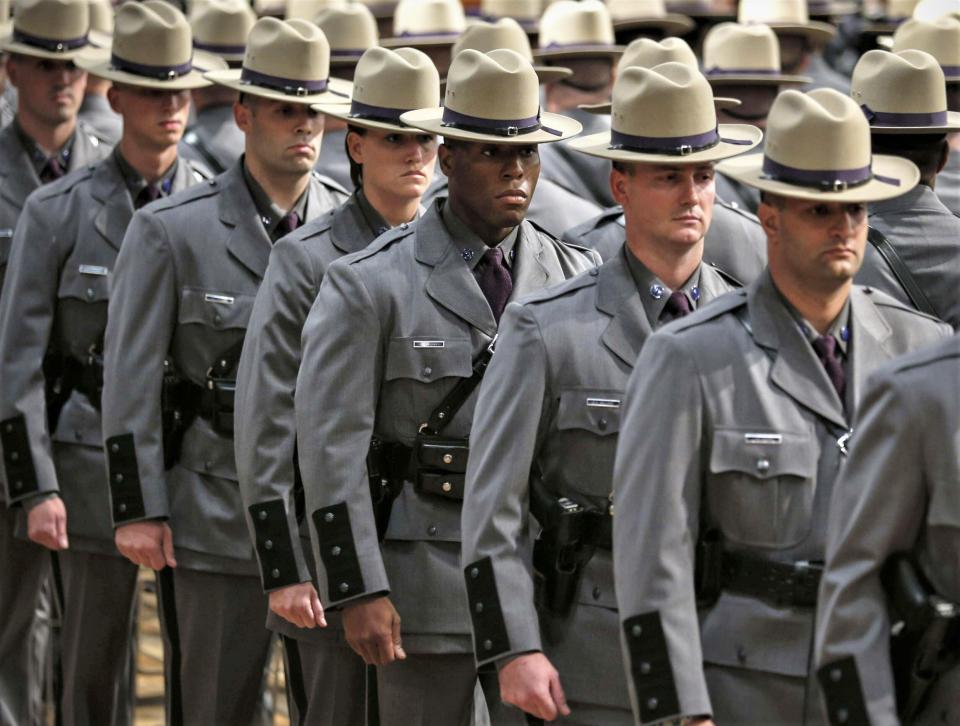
{"left": 235, "top": 96, "right": 324, "bottom": 175}
{"left": 109, "top": 85, "right": 191, "bottom": 150}
{"left": 347, "top": 128, "right": 437, "bottom": 202}
{"left": 6, "top": 54, "right": 86, "bottom": 124}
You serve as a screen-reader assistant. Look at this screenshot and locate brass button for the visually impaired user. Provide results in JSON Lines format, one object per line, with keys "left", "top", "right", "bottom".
{"left": 597, "top": 417, "right": 607, "bottom": 431}
{"left": 213, "top": 313, "right": 222, "bottom": 325}
{"left": 837, "top": 708, "right": 849, "bottom": 724}
{"left": 830, "top": 668, "right": 842, "bottom": 683}
{"left": 442, "top": 454, "right": 453, "bottom": 465}
{"left": 441, "top": 481, "right": 452, "bottom": 493}
{"left": 86, "top": 288, "right": 95, "bottom": 301}
{"left": 13, "top": 480, "right": 22, "bottom": 490}
{"left": 592, "top": 585, "right": 601, "bottom": 600}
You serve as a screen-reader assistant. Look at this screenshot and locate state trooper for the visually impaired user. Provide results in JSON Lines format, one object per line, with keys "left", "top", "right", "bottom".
{"left": 0, "top": 5, "right": 213, "bottom": 724}
{"left": 294, "top": 48, "right": 599, "bottom": 726}
{"left": 815, "top": 334, "right": 960, "bottom": 726}
{"left": 612, "top": 88, "right": 951, "bottom": 726}
{"left": 180, "top": 0, "right": 257, "bottom": 175}
{"left": 76, "top": 0, "right": 122, "bottom": 145}
{"left": 99, "top": 17, "right": 349, "bottom": 724}
{"left": 422, "top": 19, "right": 603, "bottom": 237}
{"left": 563, "top": 36, "right": 769, "bottom": 284}
{"left": 235, "top": 46, "right": 441, "bottom": 725}
{"left": 460, "top": 62, "right": 760, "bottom": 726}
{"left": 849, "top": 49, "right": 960, "bottom": 329}
{"left": 533, "top": 0, "right": 624, "bottom": 209}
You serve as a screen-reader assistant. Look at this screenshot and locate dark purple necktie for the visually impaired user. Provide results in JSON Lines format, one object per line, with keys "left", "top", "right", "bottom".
{"left": 135, "top": 184, "right": 162, "bottom": 209}
{"left": 813, "top": 335, "right": 846, "bottom": 403}
{"left": 476, "top": 247, "right": 513, "bottom": 323}
{"left": 39, "top": 157, "right": 65, "bottom": 183}
{"left": 276, "top": 212, "right": 301, "bottom": 238}
{"left": 660, "top": 290, "right": 693, "bottom": 322}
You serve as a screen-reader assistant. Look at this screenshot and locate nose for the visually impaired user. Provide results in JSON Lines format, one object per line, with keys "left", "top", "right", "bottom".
{"left": 678, "top": 171, "right": 699, "bottom": 206}
{"left": 500, "top": 151, "right": 524, "bottom": 179}
{"left": 404, "top": 137, "right": 424, "bottom": 164}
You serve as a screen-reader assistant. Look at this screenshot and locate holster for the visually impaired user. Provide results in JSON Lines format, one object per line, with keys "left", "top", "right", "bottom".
{"left": 161, "top": 360, "right": 200, "bottom": 471}
{"left": 367, "top": 437, "right": 401, "bottom": 541}
{"left": 694, "top": 528, "right": 724, "bottom": 607}
{"left": 199, "top": 355, "right": 237, "bottom": 436}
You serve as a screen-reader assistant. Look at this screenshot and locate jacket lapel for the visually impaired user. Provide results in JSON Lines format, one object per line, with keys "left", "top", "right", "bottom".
{"left": 0, "top": 128, "right": 40, "bottom": 214}
{"left": 847, "top": 287, "right": 893, "bottom": 410}
{"left": 219, "top": 164, "right": 271, "bottom": 280}
{"left": 90, "top": 157, "right": 133, "bottom": 251}
{"left": 597, "top": 251, "right": 651, "bottom": 368}
{"left": 330, "top": 195, "right": 376, "bottom": 255}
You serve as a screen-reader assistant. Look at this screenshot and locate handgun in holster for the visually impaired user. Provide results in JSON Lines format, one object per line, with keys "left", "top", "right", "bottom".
{"left": 530, "top": 484, "right": 592, "bottom": 617}
{"left": 882, "top": 553, "right": 960, "bottom": 722}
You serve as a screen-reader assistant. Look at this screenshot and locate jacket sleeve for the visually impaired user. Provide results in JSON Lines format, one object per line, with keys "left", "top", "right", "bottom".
{"left": 235, "top": 239, "right": 315, "bottom": 591}
{"left": 612, "top": 330, "right": 712, "bottom": 724}
{"left": 814, "top": 367, "right": 923, "bottom": 726}
{"left": 461, "top": 301, "right": 550, "bottom": 667}
{"left": 0, "top": 195, "right": 64, "bottom": 504}
{"left": 101, "top": 209, "right": 178, "bottom": 524}
{"left": 295, "top": 257, "right": 388, "bottom": 608}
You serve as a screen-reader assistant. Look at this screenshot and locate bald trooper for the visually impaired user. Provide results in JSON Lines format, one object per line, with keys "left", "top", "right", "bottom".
{"left": 612, "top": 88, "right": 951, "bottom": 726}
{"left": 235, "top": 46, "right": 441, "bottom": 725}
{"left": 99, "top": 18, "right": 348, "bottom": 724}
{"left": 460, "top": 62, "right": 760, "bottom": 726}
{"left": 294, "top": 49, "right": 598, "bottom": 725}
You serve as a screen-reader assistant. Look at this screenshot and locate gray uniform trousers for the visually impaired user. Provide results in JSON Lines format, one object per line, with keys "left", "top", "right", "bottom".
{"left": 295, "top": 200, "right": 599, "bottom": 726}
{"left": 856, "top": 183, "right": 960, "bottom": 328}
{"left": 181, "top": 103, "right": 244, "bottom": 176}
{"left": 561, "top": 199, "right": 768, "bottom": 285}
{"left": 100, "top": 161, "right": 347, "bottom": 725}
{"left": 235, "top": 194, "right": 390, "bottom": 725}
{"left": 462, "top": 250, "right": 736, "bottom": 725}
{"left": 612, "top": 272, "right": 951, "bottom": 725}
{"left": 815, "top": 334, "right": 960, "bottom": 726}
{"left": 0, "top": 120, "right": 110, "bottom": 726}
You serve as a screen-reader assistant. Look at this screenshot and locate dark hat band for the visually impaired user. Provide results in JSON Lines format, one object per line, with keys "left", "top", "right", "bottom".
{"left": 761, "top": 156, "right": 900, "bottom": 191}
{"left": 330, "top": 49, "right": 368, "bottom": 60}
{"left": 240, "top": 67, "right": 348, "bottom": 97}
{"left": 398, "top": 30, "right": 460, "bottom": 38}
{"left": 349, "top": 99, "right": 405, "bottom": 123}
{"left": 860, "top": 104, "right": 949, "bottom": 128}
{"left": 111, "top": 54, "right": 194, "bottom": 80}
{"left": 943, "top": 65, "right": 960, "bottom": 77}
{"left": 13, "top": 28, "right": 89, "bottom": 52}
{"left": 706, "top": 67, "right": 781, "bottom": 76}
{"left": 193, "top": 40, "right": 247, "bottom": 55}
{"left": 609, "top": 126, "right": 752, "bottom": 155}
{"left": 441, "top": 106, "right": 561, "bottom": 136}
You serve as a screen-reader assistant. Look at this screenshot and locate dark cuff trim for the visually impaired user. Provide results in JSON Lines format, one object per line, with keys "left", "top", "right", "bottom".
{"left": 105, "top": 433, "right": 146, "bottom": 522}
{"left": 464, "top": 557, "right": 511, "bottom": 660}
{"left": 249, "top": 498, "right": 301, "bottom": 589}
{"left": 622, "top": 611, "right": 681, "bottom": 723}
{"left": 1, "top": 415, "right": 38, "bottom": 500}
{"left": 816, "top": 656, "right": 871, "bottom": 726}
{"left": 312, "top": 502, "right": 366, "bottom": 601}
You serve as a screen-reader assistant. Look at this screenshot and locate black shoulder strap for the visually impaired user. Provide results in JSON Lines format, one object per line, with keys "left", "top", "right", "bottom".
{"left": 867, "top": 226, "right": 938, "bottom": 317}
{"left": 422, "top": 337, "right": 497, "bottom": 435}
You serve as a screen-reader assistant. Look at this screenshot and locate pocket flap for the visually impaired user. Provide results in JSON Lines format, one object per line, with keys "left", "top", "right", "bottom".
{"left": 384, "top": 337, "right": 473, "bottom": 383}
{"left": 709, "top": 428, "right": 816, "bottom": 480}
{"left": 556, "top": 389, "right": 622, "bottom": 436}
{"left": 178, "top": 288, "right": 255, "bottom": 331}
{"left": 58, "top": 265, "right": 111, "bottom": 303}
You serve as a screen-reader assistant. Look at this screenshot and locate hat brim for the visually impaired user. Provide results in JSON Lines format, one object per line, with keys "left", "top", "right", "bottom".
{"left": 319, "top": 103, "right": 446, "bottom": 134}
{"left": 716, "top": 151, "right": 920, "bottom": 202}
{"left": 766, "top": 21, "right": 837, "bottom": 45}
{"left": 76, "top": 51, "right": 217, "bottom": 89}
{"left": 532, "top": 44, "right": 626, "bottom": 61}
{"left": 580, "top": 96, "right": 744, "bottom": 113}
{"left": 611, "top": 15, "right": 696, "bottom": 36}
{"left": 569, "top": 123, "right": 762, "bottom": 163}
{"left": 203, "top": 68, "right": 353, "bottom": 104}
{"left": 399, "top": 106, "right": 582, "bottom": 144}
{"left": 868, "top": 110, "right": 960, "bottom": 135}
{"left": 706, "top": 73, "right": 812, "bottom": 86}
{"left": 0, "top": 35, "right": 104, "bottom": 60}
{"left": 380, "top": 35, "right": 459, "bottom": 48}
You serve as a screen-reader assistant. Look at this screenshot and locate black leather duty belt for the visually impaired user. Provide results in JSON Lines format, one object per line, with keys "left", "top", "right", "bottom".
{"left": 721, "top": 552, "right": 823, "bottom": 608}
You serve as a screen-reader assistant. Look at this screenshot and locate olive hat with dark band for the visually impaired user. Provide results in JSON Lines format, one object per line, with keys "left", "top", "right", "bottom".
{"left": 0, "top": 0, "right": 105, "bottom": 60}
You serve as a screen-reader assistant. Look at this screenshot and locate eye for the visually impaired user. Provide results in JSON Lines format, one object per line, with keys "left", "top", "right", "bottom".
{"left": 846, "top": 203, "right": 867, "bottom": 217}
{"left": 811, "top": 204, "right": 832, "bottom": 216}
{"left": 418, "top": 134, "right": 435, "bottom": 145}
{"left": 481, "top": 147, "right": 496, "bottom": 158}
{"left": 385, "top": 133, "right": 401, "bottom": 143}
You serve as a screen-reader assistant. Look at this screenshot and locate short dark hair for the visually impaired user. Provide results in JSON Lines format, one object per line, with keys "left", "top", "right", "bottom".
{"left": 870, "top": 132, "right": 949, "bottom": 183}
{"left": 760, "top": 190, "right": 786, "bottom": 208}
{"left": 346, "top": 123, "right": 367, "bottom": 188}
{"left": 611, "top": 160, "right": 633, "bottom": 175}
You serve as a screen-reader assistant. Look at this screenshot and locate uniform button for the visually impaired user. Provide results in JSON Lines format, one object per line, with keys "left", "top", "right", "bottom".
{"left": 110, "top": 443, "right": 119, "bottom": 453}
{"left": 115, "top": 473, "right": 124, "bottom": 483}
{"left": 639, "top": 662, "right": 651, "bottom": 675}
{"left": 592, "top": 586, "right": 601, "bottom": 600}
{"left": 597, "top": 417, "right": 607, "bottom": 431}
{"left": 338, "top": 582, "right": 350, "bottom": 593}
{"left": 118, "top": 502, "right": 127, "bottom": 513}
{"left": 427, "top": 525, "right": 438, "bottom": 536}
{"left": 324, "top": 512, "right": 334, "bottom": 523}
{"left": 631, "top": 624, "right": 642, "bottom": 637}
{"left": 258, "top": 510, "right": 267, "bottom": 521}
{"left": 213, "top": 314, "right": 222, "bottom": 325}
{"left": 264, "top": 539, "right": 273, "bottom": 550}
{"left": 646, "top": 697, "right": 658, "bottom": 711}
{"left": 756, "top": 458, "right": 770, "bottom": 474}
{"left": 271, "top": 568, "right": 280, "bottom": 578}
{"left": 86, "top": 288, "right": 95, "bottom": 301}
{"left": 830, "top": 667, "right": 842, "bottom": 682}
{"left": 474, "top": 602, "right": 484, "bottom": 613}
{"left": 441, "top": 481, "right": 452, "bottom": 493}
{"left": 483, "top": 639, "right": 492, "bottom": 651}
{"left": 442, "top": 454, "right": 453, "bottom": 465}
{"left": 331, "top": 546, "right": 341, "bottom": 556}
{"left": 422, "top": 366, "right": 432, "bottom": 377}
{"left": 737, "top": 646, "right": 747, "bottom": 664}
{"left": 470, "top": 567, "right": 479, "bottom": 579}
{"left": 836, "top": 708, "right": 849, "bottom": 724}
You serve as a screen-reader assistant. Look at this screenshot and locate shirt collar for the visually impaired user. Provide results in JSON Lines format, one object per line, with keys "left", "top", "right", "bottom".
{"left": 355, "top": 188, "right": 392, "bottom": 239}
{"left": 776, "top": 283, "right": 852, "bottom": 356}
{"left": 439, "top": 198, "right": 519, "bottom": 271}
{"left": 14, "top": 117, "right": 76, "bottom": 176}
{"left": 113, "top": 147, "right": 179, "bottom": 199}
{"left": 622, "top": 244, "right": 702, "bottom": 328}
{"left": 242, "top": 157, "right": 311, "bottom": 241}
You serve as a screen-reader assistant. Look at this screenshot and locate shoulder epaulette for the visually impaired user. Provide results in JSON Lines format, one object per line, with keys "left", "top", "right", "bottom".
{"left": 79, "top": 122, "right": 111, "bottom": 149}
{"left": 857, "top": 285, "right": 947, "bottom": 326}
{"left": 706, "top": 261, "right": 744, "bottom": 289}
{"left": 186, "top": 158, "right": 215, "bottom": 182}
{"left": 149, "top": 178, "right": 220, "bottom": 213}
{"left": 665, "top": 289, "right": 748, "bottom": 334}
{"left": 562, "top": 206, "right": 623, "bottom": 244}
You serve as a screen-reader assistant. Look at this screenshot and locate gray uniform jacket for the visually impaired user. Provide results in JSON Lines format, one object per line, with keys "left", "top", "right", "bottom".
{"left": 935, "top": 148, "right": 959, "bottom": 217}
{"left": 815, "top": 334, "right": 960, "bottom": 726}
{"left": 802, "top": 54, "right": 852, "bottom": 95}
{"left": 182, "top": 104, "right": 244, "bottom": 176}
{"left": 0, "top": 155, "right": 203, "bottom": 542}
{"left": 538, "top": 108, "right": 616, "bottom": 208}
{"left": 856, "top": 183, "right": 960, "bottom": 328}
{"left": 316, "top": 127, "right": 352, "bottom": 192}
{"left": 716, "top": 170, "right": 761, "bottom": 214}
{"left": 78, "top": 94, "right": 122, "bottom": 146}
{"left": 561, "top": 200, "right": 768, "bottom": 285}
{"left": 295, "top": 200, "right": 599, "bottom": 651}
{"left": 460, "top": 249, "right": 736, "bottom": 714}
{"left": 0, "top": 121, "right": 110, "bottom": 296}
{"left": 612, "top": 272, "right": 950, "bottom": 725}
{"left": 100, "top": 162, "right": 347, "bottom": 573}
{"left": 236, "top": 193, "right": 386, "bottom": 594}
{"left": 425, "top": 176, "right": 602, "bottom": 242}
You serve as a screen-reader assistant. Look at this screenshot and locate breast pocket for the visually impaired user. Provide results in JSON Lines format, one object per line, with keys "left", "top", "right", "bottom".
{"left": 178, "top": 288, "right": 255, "bottom": 331}
{"left": 384, "top": 337, "right": 473, "bottom": 383}
{"left": 556, "top": 389, "right": 622, "bottom": 437}
{"left": 57, "top": 264, "right": 111, "bottom": 304}
{"left": 707, "top": 428, "right": 818, "bottom": 549}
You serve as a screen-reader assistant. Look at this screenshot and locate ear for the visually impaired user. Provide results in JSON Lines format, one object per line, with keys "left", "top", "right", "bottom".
{"left": 233, "top": 99, "right": 251, "bottom": 134}
{"left": 438, "top": 142, "right": 455, "bottom": 177}
{"left": 758, "top": 200, "right": 780, "bottom": 242}
{"left": 346, "top": 130, "right": 364, "bottom": 165}
{"left": 609, "top": 165, "right": 629, "bottom": 207}
{"left": 937, "top": 138, "right": 950, "bottom": 176}
{"left": 106, "top": 84, "right": 122, "bottom": 114}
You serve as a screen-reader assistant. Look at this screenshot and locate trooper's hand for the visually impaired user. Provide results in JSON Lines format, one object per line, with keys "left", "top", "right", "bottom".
{"left": 269, "top": 582, "right": 327, "bottom": 630}
{"left": 499, "top": 652, "right": 570, "bottom": 721}
{"left": 27, "top": 496, "right": 69, "bottom": 551}
{"left": 115, "top": 521, "right": 177, "bottom": 570}
{"left": 342, "top": 596, "right": 405, "bottom": 665}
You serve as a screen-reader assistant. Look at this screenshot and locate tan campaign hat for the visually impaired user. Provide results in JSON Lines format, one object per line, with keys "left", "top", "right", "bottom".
{"left": 382, "top": 0, "right": 466, "bottom": 47}
{"left": 192, "top": 0, "right": 257, "bottom": 64}
{"left": 861, "top": 0, "right": 919, "bottom": 36}
{"left": 717, "top": 87, "right": 919, "bottom": 201}
{"left": 77, "top": 1, "right": 221, "bottom": 88}
{"left": 480, "top": 0, "right": 542, "bottom": 32}
{"left": 0, "top": 0, "right": 10, "bottom": 38}
{"left": 401, "top": 48, "right": 581, "bottom": 142}
{"left": 851, "top": 49, "right": 960, "bottom": 133}
{"left": 737, "top": 0, "right": 837, "bottom": 44}
{"left": 570, "top": 61, "right": 761, "bottom": 162}
{"left": 88, "top": 0, "right": 113, "bottom": 33}
{"left": 319, "top": 46, "right": 440, "bottom": 130}
{"left": 580, "top": 36, "right": 742, "bottom": 111}
{"left": 607, "top": 0, "right": 696, "bottom": 37}
{"left": 703, "top": 22, "right": 812, "bottom": 84}
{"left": 893, "top": 16, "right": 960, "bottom": 81}
{"left": 315, "top": 5, "right": 379, "bottom": 66}
{"left": 451, "top": 19, "right": 570, "bottom": 83}
{"left": 285, "top": 0, "right": 345, "bottom": 20}
{"left": 205, "top": 17, "right": 352, "bottom": 102}
{"left": 533, "top": 0, "right": 625, "bottom": 60}
{"left": 0, "top": 0, "right": 102, "bottom": 60}
{"left": 913, "top": 0, "right": 960, "bottom": 20}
